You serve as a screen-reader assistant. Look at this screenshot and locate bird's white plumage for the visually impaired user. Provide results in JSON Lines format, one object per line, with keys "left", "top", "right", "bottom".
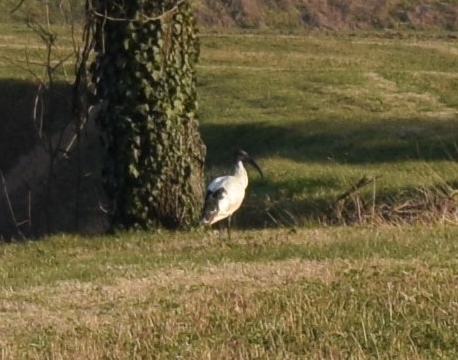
{"left": 204, "top": 160, "right": 247, "bottom": 224}
{"left": 201, "top": 150, "right": 263, "bottom": 239}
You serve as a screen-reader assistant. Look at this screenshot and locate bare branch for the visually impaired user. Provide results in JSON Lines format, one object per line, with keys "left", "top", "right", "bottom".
{"left": 335, "top": 176, "right": 379, "bottom": 204}
{"left": 10, "top": 0, "right": 25, "bottom": 14}
{"left": 0, "top": 170, "right": 25, "bottom": 239}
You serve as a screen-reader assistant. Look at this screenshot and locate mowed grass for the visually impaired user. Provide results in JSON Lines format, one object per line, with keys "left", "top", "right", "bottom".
{"left": 196, "top": 31, "right": 458, "bottom": 227}
{"left": 0, "top": 23, "right": 77, "bottom": 80}
{"left": 1, "top": 25, "right": 458, "bottom": 223}
{"left": 2, "top": 226, "right": 458, "bottom": 359}
{"left": 1, "top": 23, "right": 458, "bottom": 358}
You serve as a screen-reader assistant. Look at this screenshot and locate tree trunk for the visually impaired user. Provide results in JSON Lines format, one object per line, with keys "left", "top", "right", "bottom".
{"left": 89, "top": 0, "right": 206, "bottom": 230}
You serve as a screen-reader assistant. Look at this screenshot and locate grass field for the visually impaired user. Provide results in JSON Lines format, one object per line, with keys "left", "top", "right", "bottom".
{"left": 1, "top": 22, "right": 458, "bottom": 358}
{"left": 197, "top": 30, "right": 458, "bottom": 227}
{"left": 2, "top": 226, "right": 458, "bottom": 358}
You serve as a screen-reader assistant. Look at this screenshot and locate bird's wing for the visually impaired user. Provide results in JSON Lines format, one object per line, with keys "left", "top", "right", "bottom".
{"left": 202, "top": 176, "right": 245, "bottom": 225}
{"left": 207, "top": 176, "right": 227, "bottom": 193}
{"left": 201, "top": 187, "right": 226, "bottom": 224}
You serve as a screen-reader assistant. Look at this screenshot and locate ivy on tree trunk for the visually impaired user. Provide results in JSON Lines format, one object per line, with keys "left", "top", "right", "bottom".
{"left": 89, "top": 0, "right": 206, "bottom": 229}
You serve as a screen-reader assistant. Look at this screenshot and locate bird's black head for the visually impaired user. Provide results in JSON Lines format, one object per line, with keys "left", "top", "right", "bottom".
{"left": 235, "top": 149, "right": 250, "bottom": 162}
{"left": 235, "top": 149, "right": 263, "bottom": 178}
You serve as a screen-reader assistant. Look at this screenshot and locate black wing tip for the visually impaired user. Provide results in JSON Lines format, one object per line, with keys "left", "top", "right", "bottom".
{"left": 201, "top": 187, "right": 227, "bottom": 224}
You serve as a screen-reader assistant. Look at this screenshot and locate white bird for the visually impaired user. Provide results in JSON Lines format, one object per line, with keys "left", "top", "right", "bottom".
{"left": 201, "top": 150, "right": 263, "bottom": 239}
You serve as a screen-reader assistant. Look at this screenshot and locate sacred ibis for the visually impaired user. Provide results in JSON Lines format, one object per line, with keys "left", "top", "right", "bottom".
{"left": 201, "top": 150, "right": 263, "bottom": 239}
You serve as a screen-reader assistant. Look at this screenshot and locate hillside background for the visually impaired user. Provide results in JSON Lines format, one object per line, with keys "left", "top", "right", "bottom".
{"left": 1, "top": 0, "right": 458, "bottom": 31}
{"left": 193, "top": 0, "right": 458, "bottom": 30}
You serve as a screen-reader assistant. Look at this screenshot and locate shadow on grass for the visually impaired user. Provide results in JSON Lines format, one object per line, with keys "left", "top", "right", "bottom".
{"left": 0, "top": 79, "right": 41, "bottom": 171}
{"left": 233, "top": 179, "right": 458, "bottom": 230}
{"left": 200, "top": 119, "right": 458, "bottom": 229}
{"left": 200, "top": 119, "right": 458, "bottom": 166}
{"left": 1, "top": 79, "right": 457, "bottom": 239}
{"left": 0, "top": 79, "right": 76, "bottom": 171}
{"left": 0, "top": 79, "right": 109, "bottom": 241}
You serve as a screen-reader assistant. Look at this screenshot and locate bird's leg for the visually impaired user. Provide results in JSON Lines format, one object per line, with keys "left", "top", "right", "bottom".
{"left": 226, "top": 216, "right": 231, "bottom": 240}
{"left": 217, "top": 222, "right": 223, "bottom": 240}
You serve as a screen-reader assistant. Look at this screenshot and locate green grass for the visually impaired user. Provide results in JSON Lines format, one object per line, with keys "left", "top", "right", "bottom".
{"left": 0, "top": 22, "right": 80, "bottom": 79}
{"left": 196, "top": 31, "right": 458, "bottom": 227}
{"left": 2, "top": 22, "right": 458, "bottom": 358}
{"left": 2, "top": 226, "right": 458, "bottom": 358}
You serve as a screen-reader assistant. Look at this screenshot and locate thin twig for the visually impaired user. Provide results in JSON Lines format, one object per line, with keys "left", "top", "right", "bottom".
{"left": 10, "top": 0, "right": 25, "bottom": 14}
{"left": 0, "top": 170, "right": 24, "bottom": 239}
{"left": 0, "top": 170, "right": 17, "bottom": 225}
{"left": 335, "top": 176, "right": 378, "bottom": 204}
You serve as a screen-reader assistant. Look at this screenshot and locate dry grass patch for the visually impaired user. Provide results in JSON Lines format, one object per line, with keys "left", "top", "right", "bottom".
{"left": 1, "top": 258, "right": 338, "bottom": 348}
{"left": 2, "top": 226, "right": 458, "bottom": 358}
{"left": 325, "top": 70, "right": 457, "bottom": 119}
{"left": 2, "top": 255, "right": 457, "bottom": 359}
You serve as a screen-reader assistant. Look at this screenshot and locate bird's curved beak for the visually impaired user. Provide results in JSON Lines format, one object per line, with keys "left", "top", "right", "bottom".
{"left": 247, "top": 157, "right": 263, "bottom": 178}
